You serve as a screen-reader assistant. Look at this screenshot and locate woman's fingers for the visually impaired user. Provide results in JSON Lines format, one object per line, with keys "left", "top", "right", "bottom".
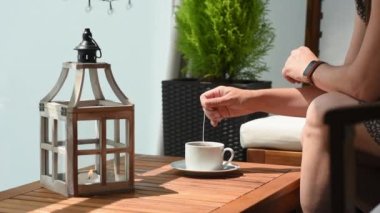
{"left": 200, "top": 88, "right": 228, "bottom": 109}
{"left": 200, "top": 86, "right": 231, "bottom": 127}
{"left": 210, "top": 120, "right": 219, "bottom": 127}
{"left": 204, "top": 108, "right": 222, "bottom": 127}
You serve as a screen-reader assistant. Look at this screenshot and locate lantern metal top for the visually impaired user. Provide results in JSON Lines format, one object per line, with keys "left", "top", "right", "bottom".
{"left": 74, "top": 28, "right": 102, "bottom": 63}
{"left": 74, "top": 28, "right": 101, "bottom": 50}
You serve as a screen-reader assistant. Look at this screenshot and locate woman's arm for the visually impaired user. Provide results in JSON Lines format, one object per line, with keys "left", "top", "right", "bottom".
{"left": 247, "top": 86, "right": 325, "bottom": 116}
{"left": 200, "top": 86, "right": 325, "bottom": 126}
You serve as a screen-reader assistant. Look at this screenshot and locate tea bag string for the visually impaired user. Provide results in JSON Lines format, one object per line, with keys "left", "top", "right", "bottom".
{"left": 202, "top": 112, "right": 206, "bottom": 142}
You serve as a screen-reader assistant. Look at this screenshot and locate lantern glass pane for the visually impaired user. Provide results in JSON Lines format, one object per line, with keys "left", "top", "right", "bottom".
{"left": 125, "top": 153, "right": 130, "bottom": 181}
{"left": 57, "top": 152, "right": 66, "bottom": 181}
{"left": 106, "top": 153, "right": 128, "bottom": 182}
{"left": 47, "top": 119, "right": 61, "bottom": 145}
{"left": 77, "top": 120, "right": 100, "bottom": 151}
{"left": 78, "top": 154, "right": 101, "bottom": 185}
{"left": 48, "top": 119, "right": 54, "bottom": 144}
{"left": 57, "top": 120, "right": 66, "bottom": 147}
{"left": 46, "top": 151, "right": 53, "bottom": 176}
{"left": 52, "top": 119, "right": 57, "bottom": 145}
{"left": 106, "top": 119, "right": 128, "bottom": 149}
{"left": 41, "top": 117, "right": 51, "bottom": 144}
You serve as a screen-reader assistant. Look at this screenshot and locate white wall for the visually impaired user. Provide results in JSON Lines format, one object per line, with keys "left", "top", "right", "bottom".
{"left": 262, "top": 0, "right": 307, "bottom": 88}
{"left": 319, "top": 0, "right": 355, "bottom": 64}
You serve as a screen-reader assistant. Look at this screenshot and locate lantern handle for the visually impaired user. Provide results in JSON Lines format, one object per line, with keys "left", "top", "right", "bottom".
{"left": 89, "top": 35, "right": 102, "bottom": 59}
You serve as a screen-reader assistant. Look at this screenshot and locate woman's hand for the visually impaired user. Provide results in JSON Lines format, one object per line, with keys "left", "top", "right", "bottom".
{"left": 200, "top": 86, "right": 252, "bottom": 127}
{"left": 282, "top": 46, "right": 319, "bottom": 84}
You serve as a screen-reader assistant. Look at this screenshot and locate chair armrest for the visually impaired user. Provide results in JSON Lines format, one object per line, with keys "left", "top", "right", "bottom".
{"left": 324, "top": 102, "right": 380, "bottom": 213}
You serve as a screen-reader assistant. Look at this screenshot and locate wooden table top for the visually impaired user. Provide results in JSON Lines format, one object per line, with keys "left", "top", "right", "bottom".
{"left": 0, "top": 155, "right": 300, "bottom": 213}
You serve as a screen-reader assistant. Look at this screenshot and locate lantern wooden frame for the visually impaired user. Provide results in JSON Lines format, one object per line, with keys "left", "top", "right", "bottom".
{"left": 39, "top": 62, "right": 134, "bottom": 196}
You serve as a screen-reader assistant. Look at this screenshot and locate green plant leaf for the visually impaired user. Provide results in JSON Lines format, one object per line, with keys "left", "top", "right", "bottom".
{"left": 176, "top": 0, "right": 275, "bottom": 81}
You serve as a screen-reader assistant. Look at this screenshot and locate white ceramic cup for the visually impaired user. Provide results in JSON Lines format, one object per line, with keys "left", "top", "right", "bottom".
{"left": 185, "top": 141, "right": 234, "bottom": 171}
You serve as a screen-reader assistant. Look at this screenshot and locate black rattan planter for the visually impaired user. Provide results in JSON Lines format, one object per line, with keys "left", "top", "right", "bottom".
{"left": 162, "top": 79, "right": 271, "bottom": 161}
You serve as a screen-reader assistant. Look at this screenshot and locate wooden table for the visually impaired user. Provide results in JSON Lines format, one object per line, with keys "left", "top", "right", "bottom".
{"left": 0, "top": 155, "right": 300, "bottom": 213}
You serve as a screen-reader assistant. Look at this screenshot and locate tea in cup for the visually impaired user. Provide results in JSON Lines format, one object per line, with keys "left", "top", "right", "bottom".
{"left": 185, "top": 141, "right": 234, "bottom": 171}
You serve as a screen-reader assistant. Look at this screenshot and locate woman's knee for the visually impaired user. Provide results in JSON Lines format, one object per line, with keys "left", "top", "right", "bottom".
{"left": 305, "top": 92, "right": 357, "bottom": 126}
{"left": 301, "top": 92, "right": 358, "bottom": 146}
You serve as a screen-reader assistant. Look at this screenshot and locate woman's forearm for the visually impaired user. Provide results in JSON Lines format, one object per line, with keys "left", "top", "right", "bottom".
{"left": 246, "top": 86, "right": 325, "bottom": 117}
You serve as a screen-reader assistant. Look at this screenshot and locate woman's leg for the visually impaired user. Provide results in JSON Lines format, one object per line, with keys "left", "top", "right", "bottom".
{"left": 300, "top": 91, "right": 380, "bottom": 213}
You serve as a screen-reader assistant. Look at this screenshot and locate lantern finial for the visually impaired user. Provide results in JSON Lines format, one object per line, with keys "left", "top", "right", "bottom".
{"left": 74, "top": 28, "right": 102, "bottom": 63}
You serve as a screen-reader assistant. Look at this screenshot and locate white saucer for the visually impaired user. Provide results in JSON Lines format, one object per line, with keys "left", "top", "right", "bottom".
{"left": 170, "top": 160, "right": 240, "bottom": 175}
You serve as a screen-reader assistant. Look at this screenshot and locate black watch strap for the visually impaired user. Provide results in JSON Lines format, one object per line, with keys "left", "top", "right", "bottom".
{"left": 303, "top": 60, "right": 325, "bottom": 85}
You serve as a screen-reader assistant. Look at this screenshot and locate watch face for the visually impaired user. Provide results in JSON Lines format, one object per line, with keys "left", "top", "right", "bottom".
{"left": 303, "top": 61, "right": 325, "bottom": 85}
{"left": 303, "top": 61, "right": 317, "bottom": 77}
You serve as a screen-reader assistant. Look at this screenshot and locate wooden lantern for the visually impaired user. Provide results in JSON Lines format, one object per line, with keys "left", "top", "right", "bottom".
{"left": 39, "top": 62, "right": 134, "bottom": 196}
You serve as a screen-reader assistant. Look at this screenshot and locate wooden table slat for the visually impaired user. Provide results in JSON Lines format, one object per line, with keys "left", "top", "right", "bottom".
{"left": 0, "top": 182, "right": 40, "bottom": 201}
{"left": 0, "top": 207, "right": 26, "bottom": 213}
{"left": 212, "top": 171, "right": 300, "bottom": 212}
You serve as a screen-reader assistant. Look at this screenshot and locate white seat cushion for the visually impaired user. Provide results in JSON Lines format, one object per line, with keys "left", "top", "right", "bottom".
{"left": 370, "top": 203, "right": 380, "bottom": 213}
{"left": 240, "top": 115, "right": 305, "bottom": 151}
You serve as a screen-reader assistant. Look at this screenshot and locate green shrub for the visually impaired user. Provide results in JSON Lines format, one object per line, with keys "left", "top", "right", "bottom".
{"left": 176, "top": 0, "right": 275, "bottom": 81}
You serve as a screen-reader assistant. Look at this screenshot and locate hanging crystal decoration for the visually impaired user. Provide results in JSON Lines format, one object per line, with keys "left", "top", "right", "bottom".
{"left": 84, "top": 0, "right": 133, "bottom": 14}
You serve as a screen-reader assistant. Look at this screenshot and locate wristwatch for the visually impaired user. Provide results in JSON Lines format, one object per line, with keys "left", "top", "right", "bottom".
{"left": 303, "top": 60, "right": 325, "bottom": 85}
